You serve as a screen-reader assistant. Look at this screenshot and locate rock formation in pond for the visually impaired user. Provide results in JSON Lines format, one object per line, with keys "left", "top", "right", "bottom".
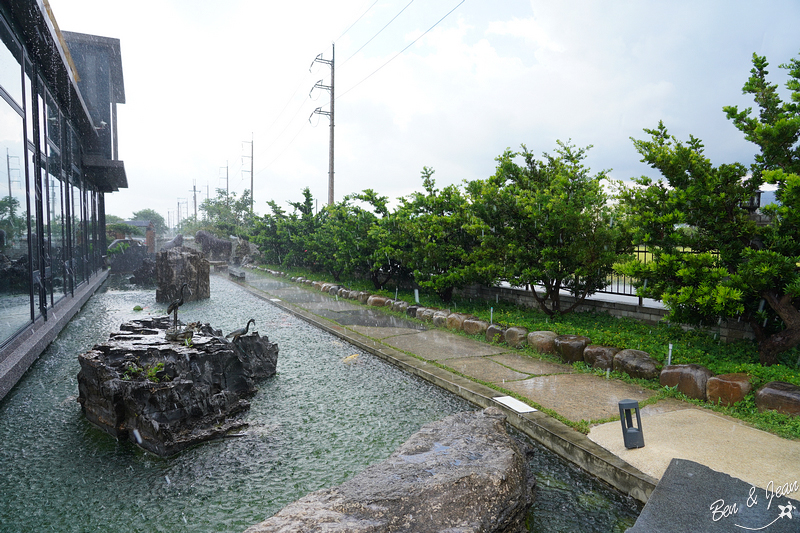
{"left": 77, "top": 316, "right": 278, "bottom": 457}
{"left": 155, "top": 246, "right": 210, "bottom": 303}
{"left": 195, "top": 230, "right": 232, "bottom": 262}
{"left": 245, "top": 406, "right": 535, "bottom": 533}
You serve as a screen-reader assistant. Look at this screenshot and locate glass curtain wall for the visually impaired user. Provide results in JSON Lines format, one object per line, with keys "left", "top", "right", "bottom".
{"left": 0, "top": 20, "right": 30, "bottom": 344}
{"left": 0, "top": 10, "right": 106, "bottom": 348}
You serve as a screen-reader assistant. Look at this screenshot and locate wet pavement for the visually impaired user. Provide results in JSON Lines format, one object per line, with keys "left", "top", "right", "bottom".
{"left": 233, "top": 269, "right": 800, "bottom": 505}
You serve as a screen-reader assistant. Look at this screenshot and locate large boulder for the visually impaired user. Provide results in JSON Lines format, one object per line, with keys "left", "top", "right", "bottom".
{"left": 432, "top": 311, "right": 450, "bottom": 327}
{"left": 155, "top": 246, "right": 210, "bottom": 303}
{"left": 660, "top": 364, "right": 713, "bottom": 401}
{"left": 613, "top": 349, "right": 660, "bottom": 380}
{"left": 245, "top": 407, "right": 534, "bottom": 533}
{"left": 446, "top": 313, "right": 468, "bottom": 331}
{"left": 755, "top": 381, "right": 800, "bottom": 416}
{"left": 367, "top": 295, "right": 389, "bottom": 307}
{"left": 195, "top": 230, "right": 232, "bottom": 262}
{"left": 527, "top": 331, "right": 558, "bottom": 355}
{"left": 463, "top": 318, "right": 490, "bottom": 336}
{"left": 77, "top": 316, "right": 278, "bottom": 457}
{"left": 486, "top": 324, "right": 506, "bottom": 343}
{"left": 554, "top": 335, "right": 591, "bottom": 364}
{"left": 505, "top": 327, "right": 529, "bottom": 349}
{"left": 583, "top": 345, "right": 620, "bottom": 371}
{"left": 707, "top": 373, "right": 752, "bottom": 406}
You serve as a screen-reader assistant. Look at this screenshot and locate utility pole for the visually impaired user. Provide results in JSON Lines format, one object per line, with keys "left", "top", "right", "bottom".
{"left": 190, "top": 180, "right": 197, "bottom": 220}
{"left": 242, "top": 133, "right": 253, "bottom": 213}
{"left": 219, "top": 162, "right": 229, "bottom": 206}
{"left": 310, "top": 43, "right": 334, "bottom": 206}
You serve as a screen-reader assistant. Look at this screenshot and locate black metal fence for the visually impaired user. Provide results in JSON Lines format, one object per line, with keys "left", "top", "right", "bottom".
{"left": 595, "top": 247, "right": 654, "bottom": 298}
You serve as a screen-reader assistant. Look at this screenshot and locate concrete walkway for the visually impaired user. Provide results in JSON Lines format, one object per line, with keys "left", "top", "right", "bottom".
{"left": 233, "top": 270, "right": 800, "bottom": 504}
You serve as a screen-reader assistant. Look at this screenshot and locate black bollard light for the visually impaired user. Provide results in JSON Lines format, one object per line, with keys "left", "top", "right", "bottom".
{"left": 618, "top": 399, "right": 645, "bottom": 449}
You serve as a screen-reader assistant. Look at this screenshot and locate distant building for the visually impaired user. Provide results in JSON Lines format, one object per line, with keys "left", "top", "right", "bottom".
{"left": 0, "top": 1, "right": 127, "bottom": 400}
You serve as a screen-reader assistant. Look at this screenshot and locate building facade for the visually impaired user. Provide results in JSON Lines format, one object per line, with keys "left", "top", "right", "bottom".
{"left": 0, "top": 0, "right": 126, "bottom": 399}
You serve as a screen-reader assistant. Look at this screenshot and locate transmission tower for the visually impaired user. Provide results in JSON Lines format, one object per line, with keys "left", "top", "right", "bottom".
{"left": 310, "top": 43, "right": 335, "bottom": 206}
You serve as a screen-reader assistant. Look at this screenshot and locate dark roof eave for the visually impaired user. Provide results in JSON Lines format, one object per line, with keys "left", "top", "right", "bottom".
{"left": 83, "top": 156, "right": 127, "bottom": 192}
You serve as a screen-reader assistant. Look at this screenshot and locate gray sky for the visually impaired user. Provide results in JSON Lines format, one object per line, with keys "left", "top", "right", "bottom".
{"left": 49, "top": 0, "right": 800, "bottom": 224}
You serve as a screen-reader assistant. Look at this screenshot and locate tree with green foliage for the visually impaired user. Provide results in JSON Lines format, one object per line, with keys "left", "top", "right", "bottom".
{"left": 617, "top": 52, "right": 800, "bottom": 366}
{"left": 131, "top": 208, "right": 167, "bottom": 237}
{"left": 199, "top": 188, "right": 254, "bottom": 238}
{"left": 383, "top": 168, "right": 478, "bottom": 302}
{"left": 467, "top": 142, "right": 630, "bottom": 315}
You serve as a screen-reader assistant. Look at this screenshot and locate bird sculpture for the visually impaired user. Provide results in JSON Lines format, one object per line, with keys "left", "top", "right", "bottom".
{"left": 226, "top": 318, "right": 255, "bottom": 343}
{"left": 167, "top": 282, "right": 190, "bottom": 330}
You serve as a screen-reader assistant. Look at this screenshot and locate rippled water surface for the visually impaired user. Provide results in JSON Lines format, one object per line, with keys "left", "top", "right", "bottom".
{"left": 0, "top": 274, "right": 639, "bottom": 531}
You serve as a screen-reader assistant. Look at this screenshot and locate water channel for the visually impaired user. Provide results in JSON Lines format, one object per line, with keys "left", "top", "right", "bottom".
{"left": 0, "top": 274, "right": 640, "bottom": 532}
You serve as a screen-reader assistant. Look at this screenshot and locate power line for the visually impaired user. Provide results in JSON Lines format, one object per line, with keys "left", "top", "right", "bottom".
{"left": 337, "top": 0, "right": 466, "bottom": 102}
{"left": 340, "top": 0, "right": 415, "bottom": 68}
{"left": 334, "top": 0, "right": 380, "bottom": 43}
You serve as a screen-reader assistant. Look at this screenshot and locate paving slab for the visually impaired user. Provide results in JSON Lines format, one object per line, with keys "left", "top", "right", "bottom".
{"left": 503, "top": 374, "right": 655, "bottom": 422}
{"left": 314, "top": 309, "right": 426, "bottom": 329}
{"left": 350, "top": 325, "right": 426, "bottom": 339}
{"left": 488, "top": 353, "right": 573, "bottom": 376}
{"left": 301, "top": 300, "right": 363, "bottom": 312}
{"left": 265, "top": 287, "right": 331, "bottom": 303}
{"left": 628, "top": 458, "right": 800, "bottom": 532}
{"left": 588, "top": 407, "right": 800, "bottom": 491}
{"left": 444, "top": 356, "right": 530, "bottom": 384}
{"left": 382, "top": 330, "right": 509, "bottom": 361}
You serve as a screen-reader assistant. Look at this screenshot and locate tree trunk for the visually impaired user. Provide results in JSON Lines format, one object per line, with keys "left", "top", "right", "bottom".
{"left": 758, "top": 326, "right": 800, "bottom": 366}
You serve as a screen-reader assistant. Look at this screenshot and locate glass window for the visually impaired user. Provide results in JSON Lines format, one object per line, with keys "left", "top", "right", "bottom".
{"left": 46, "top": 148, "right": 65, "bottom": 301}
{"left": 46, "top": 95, "right": 60, "bottom": 147}
{"left": 0, "top": 95, "right": 31, "bottom": 344}
{"left": 27, "top": 149, "right": 41, "bottom": 320}
{"left": 0, "top": 19, "right": 23, "bottom": 108}
{"left": 72, "top": 179, "right": 84, "bottom": 284}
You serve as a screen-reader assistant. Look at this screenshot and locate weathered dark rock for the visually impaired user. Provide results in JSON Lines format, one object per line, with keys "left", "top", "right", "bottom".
{"left": 128, "top": 256, "right": 156, "bottom": 285}
{"left": 554, "top": 334, "right": 591, "bottom": 364}
{"left": 406, "top": 305, "right": 420, "bottom": 318}
{"left": 525, "top": 331, "right": 556, "bottom": 355}
{"left": 463, "top": 318, "right": 489, "bottom": 336}
{"left": 756, "top": 381, "right": 800, "bottom": 416}
{"left": 109, "top": 243, "right": 149, "bottom": 273}
{"left": 660, "top": 364, "right": 713, "bottom": 401}
{"left": 357, "top": 292, "right": 371, "bottom": 304}
{"left": 486, "top": 324, "right": 506, "bottom": 343}
{"left": 583, "top": 345, "right": 620, "bottom": 371}
{"left": 195, "top": 230, "right": 232, "bottom": 262}
{"left": 160, "top": 234, "right": 183, "bottom": 251}
{"left": 155, "top": 246, "right": 210, "bottom": 303}
{"left": 505, "top": 327, "right": 528, "bottom": 348}
{"left": 245, "top": 407, "right": 534, "bottom": 533}
{"left": 77, "top": 316, "right": 278, "bottom": 456}
{"left": 613, "top": 349, "right": 660, "bottom": 380}
{"left": 707, "top": 373, "right": 752, "bottom": 406}
{"left": 232, "top": 237, "right": 260, "bottom": 266}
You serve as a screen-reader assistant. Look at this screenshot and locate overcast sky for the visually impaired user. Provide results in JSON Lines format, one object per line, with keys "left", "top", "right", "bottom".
{"left": 48, "top": 0, "right": 800, "bottom": 224}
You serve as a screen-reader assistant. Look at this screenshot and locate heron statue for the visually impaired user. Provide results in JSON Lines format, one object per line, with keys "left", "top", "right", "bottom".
{"left": 167, "top": 282, "right": 191, "bottom": 330}
{"left": 226, "top": 318, "right": 255, "bottom": 343}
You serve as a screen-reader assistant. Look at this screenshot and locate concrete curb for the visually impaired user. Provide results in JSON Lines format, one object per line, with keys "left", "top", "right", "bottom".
{"left": 229, "top": 274, "right": 658, "bottom": 503}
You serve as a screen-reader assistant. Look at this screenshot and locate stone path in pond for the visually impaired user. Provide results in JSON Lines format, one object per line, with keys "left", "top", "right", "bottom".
{"left": 236, "top": 271, "right": 800, "bottom": 509}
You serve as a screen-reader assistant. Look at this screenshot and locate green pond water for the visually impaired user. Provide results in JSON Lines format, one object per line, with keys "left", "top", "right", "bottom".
{"left": 0, "top": 275, "right": 640, "bottom": 532}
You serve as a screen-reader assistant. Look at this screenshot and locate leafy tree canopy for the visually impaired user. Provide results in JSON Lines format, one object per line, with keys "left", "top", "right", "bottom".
{"left": 468, "top": 141, "right": 630, "bottom": 315}
{"left": 131, "top": 208, "right": 167, "bottom": 236}
{"left": 618, "top": 52, "right": 800, "bottom": 365}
